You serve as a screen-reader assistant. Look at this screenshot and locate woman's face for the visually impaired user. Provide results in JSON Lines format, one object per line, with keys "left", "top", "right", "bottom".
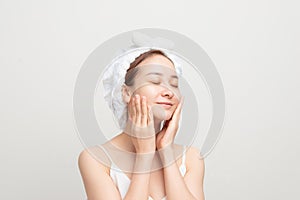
{"left": 128, "top": 54, "right": 181, "bottom": 120}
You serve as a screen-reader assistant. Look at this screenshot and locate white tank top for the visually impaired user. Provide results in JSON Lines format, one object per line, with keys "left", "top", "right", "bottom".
{"left": 109, "top": 147, "right": 187, "bottom": 200}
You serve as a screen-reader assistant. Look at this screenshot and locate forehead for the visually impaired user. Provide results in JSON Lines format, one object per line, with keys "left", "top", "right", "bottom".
{"left": 138, "top": 54, "right": 175, "bottom": 69}
{"left": 135, "top": 64, "right": 178, "bottom": 78}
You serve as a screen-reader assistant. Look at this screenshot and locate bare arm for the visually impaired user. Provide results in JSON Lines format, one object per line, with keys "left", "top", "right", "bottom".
{"left": 156, "top": 98, "right": 205, "bottom": 199}
{"left": 123, "top": 153, "right": 155, "bottom": 200}
{"left": 123, "top": 94, "right": 156, "bottom": 199}
{"left": 161, "top": 147, "right": 205, "bottom": 200}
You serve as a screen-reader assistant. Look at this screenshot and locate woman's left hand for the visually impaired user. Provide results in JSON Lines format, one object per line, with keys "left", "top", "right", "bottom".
{"left": 156, "top": 97, "right": 184, "bottom": 150}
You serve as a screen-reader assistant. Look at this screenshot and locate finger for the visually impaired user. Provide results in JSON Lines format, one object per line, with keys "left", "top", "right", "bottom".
{"left": 147, "top": 105, "right": 154, "bottom": 124}
{"left": 172, "top": 96, "right": 184, "bottom": 121}
{"left": 135, "top": 94, "right": 141, "bottom": 125}
{"left": 131, "top": 96, "right": 136, "bottom": 123}
{"left": 127, "top": 97, "right": 133, "bottom": 121}
{"left": 141, "top": 96, "right": 147, "bottom": 127}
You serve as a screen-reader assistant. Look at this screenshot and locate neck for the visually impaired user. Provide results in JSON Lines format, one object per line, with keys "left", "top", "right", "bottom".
{"left": 119, "top": 118, "right": 164, "bottom": 153}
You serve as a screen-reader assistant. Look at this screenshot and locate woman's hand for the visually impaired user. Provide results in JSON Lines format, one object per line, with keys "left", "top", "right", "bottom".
{"left": 156, "top": 97, "right": 184, "bottom": 150}
{"left": 126, "top": 94, "right": 156, "bottom": 154}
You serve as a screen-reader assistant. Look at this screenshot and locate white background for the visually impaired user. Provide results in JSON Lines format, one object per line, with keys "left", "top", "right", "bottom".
{"left": 1, "top": 0, "right": 299, "bottom": 199}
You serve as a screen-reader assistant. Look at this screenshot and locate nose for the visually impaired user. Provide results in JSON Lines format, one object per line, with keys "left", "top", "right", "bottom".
{"left": 161, "top": 87, "right": 174, "bottom": 98}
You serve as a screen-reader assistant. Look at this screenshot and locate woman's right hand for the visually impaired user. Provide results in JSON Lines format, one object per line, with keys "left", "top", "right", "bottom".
{"left": 126, "top": 94, "right": 156, "bottom": 154}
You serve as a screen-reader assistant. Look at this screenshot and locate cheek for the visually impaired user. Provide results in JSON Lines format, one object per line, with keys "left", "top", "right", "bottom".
{"left": 173, "top": 89, "right": 182, "bottom": 99}
{"left": 135, "top": 85, "right": 157, "bottom": 98}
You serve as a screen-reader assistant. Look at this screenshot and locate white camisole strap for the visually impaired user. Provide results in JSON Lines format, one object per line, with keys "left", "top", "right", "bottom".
{"left": 179, "top": 145, "right": 187, "bottom": 176}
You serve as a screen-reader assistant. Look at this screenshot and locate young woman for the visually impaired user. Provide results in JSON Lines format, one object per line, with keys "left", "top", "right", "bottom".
{"left": 78, "top": 49, "right": 205, "bottom": 200}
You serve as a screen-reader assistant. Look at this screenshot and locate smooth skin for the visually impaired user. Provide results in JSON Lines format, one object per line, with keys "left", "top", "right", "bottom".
{"left": 78, "top": 55, "right": 205, "bottom": 200}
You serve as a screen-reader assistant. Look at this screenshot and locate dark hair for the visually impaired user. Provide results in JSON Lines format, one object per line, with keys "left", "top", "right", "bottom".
{"left": 124, "top": 49, "right": 174, "bottom": 86}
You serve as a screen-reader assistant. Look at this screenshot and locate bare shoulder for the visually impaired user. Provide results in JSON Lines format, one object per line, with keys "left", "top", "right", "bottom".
{"left": 78, "top": 147, "right": 123, "bottom": 199}
{"left": 78, "top": 146, "right": 111, "bottom": 175}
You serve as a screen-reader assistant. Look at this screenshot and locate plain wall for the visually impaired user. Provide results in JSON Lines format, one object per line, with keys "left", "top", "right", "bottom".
{"left": 0, "top": 0, "right": 299, "bottom": 199}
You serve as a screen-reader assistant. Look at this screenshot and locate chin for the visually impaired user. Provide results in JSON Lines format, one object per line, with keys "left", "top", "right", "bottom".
{"left": 164, "top": 111, "right": 174, "bottom": 120}
{"left": 152, "top": 108, "right": 174, "bottom": 121}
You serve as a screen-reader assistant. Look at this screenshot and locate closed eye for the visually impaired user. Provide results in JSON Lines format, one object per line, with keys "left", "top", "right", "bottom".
{"left": 170, "top": 79, "right": 178, "bottom": 88}
{"left": 151, "top": 81, "right": 161, "bottom": 84}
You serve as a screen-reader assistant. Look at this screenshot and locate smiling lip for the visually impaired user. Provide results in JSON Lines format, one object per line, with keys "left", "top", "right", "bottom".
{"left": 156, "top": 102, "right": 173, "bottom": 106}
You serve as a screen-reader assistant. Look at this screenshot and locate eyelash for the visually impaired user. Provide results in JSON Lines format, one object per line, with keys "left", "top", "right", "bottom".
{"left": 150, "top": 80, "right": 161, "bottom": 84}
{"left": 150, "top": 81, "right": 178, "bottom": 88}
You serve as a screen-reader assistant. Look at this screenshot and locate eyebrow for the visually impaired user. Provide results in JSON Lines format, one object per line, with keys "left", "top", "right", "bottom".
{"left": 146, "top": 72, "right": 178, "bottom": 79}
